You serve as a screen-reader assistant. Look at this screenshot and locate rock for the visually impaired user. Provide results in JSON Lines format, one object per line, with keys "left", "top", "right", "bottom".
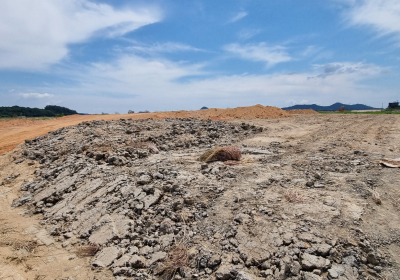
{"left": 342, "top": 255, "right": 357, "bottom": 267}
{"left": 303, "top": 272, "right": 323, "bottom": 280}
{"left": 137, "top": 175, "right": 152, "bottom": 185}
{"left": 139, "top": 245, "right": 153, "bottom": 256}
{"left": 290, "top": 261, "right": 301, "bottom": 276}
{"left": 113, "top": 254, "right": 131, "bottom": 268}
{"left": 147, "top": 251, "right": 167, "bottom": 266}
{"left": 301, "top": 253, "right": 331, "bottom": 271}
{"left": 234, "top": 213, "right": 250, "bottom": 224}
{"left": 367, "top": 253, "right": 379, "bottom": 265}
{"left": 35, "top": 229, "right": 55, "bottom": 246}
{"left": 215, "top": 265, "right": 234, "bottom": 280}
{"left": 207, "top": 254, "right": 221, "bottom": 268}
{"left": 236, "top": 271, "right": 256, "bottom": 280}
{"left": 298, "top": 232, "right": 317, "bottom": 243}
{"left": 93, "top": 247, "right": 121, "bottom": 267}
{"left": 129, "top": 255, "right": 146, "bottom": 268}
{"left": 312, "top": 243, "right": 332, "bottom": 256}
{"left": 64, "top": 232, "right": 73, "bottom": 239}
{"left": 328, "top": 268, "right": 339, "bottom": 279}
{"left": 141, "top": 188, "right": 162, "bottom": 209}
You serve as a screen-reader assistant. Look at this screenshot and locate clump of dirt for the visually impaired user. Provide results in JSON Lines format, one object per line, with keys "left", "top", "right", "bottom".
{"left": 199, "top": 146, "right": 242, "bottom": 163}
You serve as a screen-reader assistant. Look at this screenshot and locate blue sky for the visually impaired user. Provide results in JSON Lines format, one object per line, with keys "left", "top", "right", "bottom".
{"left": 0, "top": 0, "right": 399, "bottom": 113}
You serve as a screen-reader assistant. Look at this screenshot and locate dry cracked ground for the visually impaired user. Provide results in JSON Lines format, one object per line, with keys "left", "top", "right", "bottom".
{"left": 1, "top": 114, "right": 400, "bottom": 280}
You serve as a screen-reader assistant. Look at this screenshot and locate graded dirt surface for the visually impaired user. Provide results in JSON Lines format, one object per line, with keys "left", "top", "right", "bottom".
{"left": 0, "top": 105, "right": 296, "bottom": 155}
{"left": 1, "top": 113, "right": 399, "bottom": 280}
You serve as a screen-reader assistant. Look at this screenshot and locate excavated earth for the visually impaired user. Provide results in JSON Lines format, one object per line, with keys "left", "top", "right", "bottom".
{"left": 1, "top": 114, "right": 400, "bottom": 280}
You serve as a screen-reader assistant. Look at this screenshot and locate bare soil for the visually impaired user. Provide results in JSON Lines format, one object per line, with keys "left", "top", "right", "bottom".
{"left": 0, "top": 105, "right": 313, "bottom": 154}
{"left": 1, "top": 113, "right": 399, "bottom": 280}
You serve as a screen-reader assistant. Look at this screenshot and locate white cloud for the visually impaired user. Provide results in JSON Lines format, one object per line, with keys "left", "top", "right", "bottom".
{"left": 127, "top": 42, "right": 205, "bottom": 54}
{"left": 224, "top": 43, "right": 292, "bottom": 67}
{"left": 0, "top": 0, "right": 161, "bottom": 70}
{"left": 18, "top": 93, "right": 54, "bottom": 99}
{"left": 237, "top": 29, "right": 262, "bottom": 40}
{"left": 313, "top": 62, "right": 386, "bottom": 78}
{"left": 343, "top": 0, "right": 400, "bottom": 41}
{"left": 32, "top": 55, "right": 386, "bottom": 113}
{"left": 228, "top": 12, "right": 248, "bottom": 23}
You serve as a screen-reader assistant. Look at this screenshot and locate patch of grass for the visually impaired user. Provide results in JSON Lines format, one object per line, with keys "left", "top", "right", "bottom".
{"left": 199, "top": 146, "right": 241, "bottom": 163}
{"left": 159, "top": 243, "right": 190, "bottom": 280}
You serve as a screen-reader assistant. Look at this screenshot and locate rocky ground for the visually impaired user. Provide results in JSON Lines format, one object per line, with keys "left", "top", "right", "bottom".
{"left": 1, "top": 114, "right": 400, "bottom": 280}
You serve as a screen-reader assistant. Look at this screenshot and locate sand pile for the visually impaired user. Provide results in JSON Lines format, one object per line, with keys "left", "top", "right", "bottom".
{"left": 151, "top": 104, "right": 292, "bottom": 120}
{"left": 285, "top": 109, "right": 318, "bottom": 115}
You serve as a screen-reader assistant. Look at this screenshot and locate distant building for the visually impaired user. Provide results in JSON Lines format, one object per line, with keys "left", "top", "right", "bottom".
{"left": 388, "top": 102, "right": 399, "bottom": 109}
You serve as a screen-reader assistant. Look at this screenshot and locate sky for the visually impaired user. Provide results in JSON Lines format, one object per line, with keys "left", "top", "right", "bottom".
{"left": 0, "top": 0, "right": 400, "bottom": 114}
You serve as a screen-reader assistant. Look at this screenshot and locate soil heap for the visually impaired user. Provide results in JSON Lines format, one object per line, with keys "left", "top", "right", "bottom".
{"left": 11, "top": 117, "right": 395, "bottom": 280}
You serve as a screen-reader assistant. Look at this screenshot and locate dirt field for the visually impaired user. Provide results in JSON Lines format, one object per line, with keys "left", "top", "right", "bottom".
{"left": 1, "top": 113, "right": 400, "bottom": 280}
{"left": 0, "top": 105, "right": 315, "bottom": 155}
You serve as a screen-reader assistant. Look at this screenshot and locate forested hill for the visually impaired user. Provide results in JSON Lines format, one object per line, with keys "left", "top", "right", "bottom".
{"left": 0, "top": 105, "right": 78, "bottom": 117}
{"left": 282, "top": 102, "right": 379, "bottom": 111}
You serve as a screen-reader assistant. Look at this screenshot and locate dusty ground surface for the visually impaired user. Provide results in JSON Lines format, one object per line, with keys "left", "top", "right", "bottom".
{"left": 0, "top": 105, "right": 315, "bottom": 154}
{"left": 1, "top": 113, "right": 399, "bottom": 280}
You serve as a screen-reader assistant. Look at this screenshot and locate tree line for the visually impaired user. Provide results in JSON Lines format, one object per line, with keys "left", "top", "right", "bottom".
{"left": 0, "top": 105, "right": 78, "bottom": 118}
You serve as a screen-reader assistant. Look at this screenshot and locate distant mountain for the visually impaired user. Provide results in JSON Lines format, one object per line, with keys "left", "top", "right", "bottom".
{"left": 282, "top": 102, "right": 380, "bottom": 111}
{"left": 200, "top": 106, "right": 209, "bottom": 110}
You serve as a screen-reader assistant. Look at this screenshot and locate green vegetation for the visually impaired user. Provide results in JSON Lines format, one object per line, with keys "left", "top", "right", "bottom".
{"left": 0, "top": 105, "right": 77, "bottom": 118}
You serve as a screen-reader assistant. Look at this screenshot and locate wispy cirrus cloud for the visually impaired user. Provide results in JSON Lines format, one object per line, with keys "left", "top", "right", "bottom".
{"left": 224, "top": 43, "right": 292, "bottom": 67}
{"left": 127, "top": 42, "right": 205, "bottom": 54}
{"left": 227, "top": 12, "right": 248, "bottom": 23}
{"left": 237, "top": 29, "right": 262, "bottom": 40}
{"left": 343, "top": 0, "right": 400, "bottom": 41}
{"left": 0, "top": 0, "right": 161, "bottom": 70}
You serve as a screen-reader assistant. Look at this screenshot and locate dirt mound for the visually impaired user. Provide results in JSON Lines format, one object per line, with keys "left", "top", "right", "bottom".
{"left": 0, "top": 105, "right": 291, "bottom": 154}
{"left": 140, "top": 104, "right": 292, "bottom": 120}
{"left": 285, "top": 109, "right": 318, "bottom": 114}
{"left": 7, "top": 115, "right": 400, "bottom": 279}
{"left": 191, "top": 104, "right": 292, "bottom": 119}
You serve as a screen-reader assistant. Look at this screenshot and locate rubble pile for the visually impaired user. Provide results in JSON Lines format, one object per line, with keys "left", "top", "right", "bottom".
{"left": 12, "top": 118, "right": 395, "bottom": 280}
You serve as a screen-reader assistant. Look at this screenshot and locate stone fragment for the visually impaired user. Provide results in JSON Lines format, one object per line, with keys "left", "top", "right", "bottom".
{"left": 303, "top": 272, "right": 323, "bottom": 280}
{"left": 141, "top": 188, "right": 162, "bottom": 209}
{"left": 290, "top": 261, "right": 301, "bottom": 276}
{"left": 147, "top": 251, "right": 167, "bottom": 266}
{"left": 137, "top": 175, "right": 152, "bottom": 185}
{"left": 207, "top": 254, "right": 221, "bottom": 268}
{"left": 301, "top": 253, "right": 331, "bottom": 271}
{"left": 215, "top": 265, "right": 234, "bottom": 280}
{"left": 35, "top": 229, "right": 55, "bottom": 246}
{"left": 93, "top": 247, "right": 121, "bottom": 267}
{"left": 129, "top": 255, "right": 146, "bottom": 268}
